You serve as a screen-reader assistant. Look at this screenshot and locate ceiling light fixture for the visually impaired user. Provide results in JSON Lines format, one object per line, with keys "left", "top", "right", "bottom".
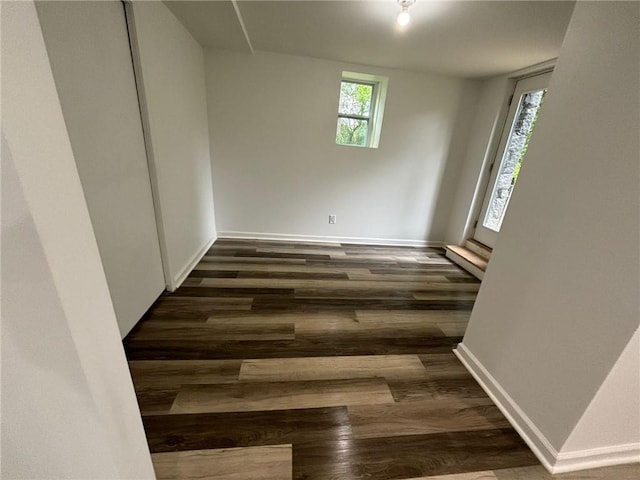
{"left": 397, "top": 0, "right": 415, "bottom": 26}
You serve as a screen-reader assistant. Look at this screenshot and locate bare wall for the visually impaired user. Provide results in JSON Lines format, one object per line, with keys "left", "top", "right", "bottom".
{"left": 36, "top": 0, "right": 165, "bottom": 337}
{"left": 205, "top": 49, "right": 479, "bottom": 245}
{"left": 445, "top": 75, "right": 512, "bottom": 245}
{"left": 129, "top": 1, "right": 217, "bottom": 288}
{"left": 2, "top": 2, "right": 154, "bottom": 476}
{"left": 459, "top": 0, "right": 639, "bottom": 465}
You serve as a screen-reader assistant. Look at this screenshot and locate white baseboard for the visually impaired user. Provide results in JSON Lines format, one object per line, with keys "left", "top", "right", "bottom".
{"left": 453, "top": 343, "right": 559, "bottom": 471}
{"left": 169, "top": 235, "right": 217, "bottom": 291}
{"left": 454, "top": 343, "right": 640, "bottom": 474}
{"left": 553, "top": 443, "right": 640, "bottom": 474}
{"left": 217, "top": 231, "right": 443, "bottom": 248}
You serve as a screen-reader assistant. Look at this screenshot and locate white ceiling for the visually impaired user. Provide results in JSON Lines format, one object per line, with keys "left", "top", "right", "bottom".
{"left": 165, "top": 0, "right": 575, "bottom": 79}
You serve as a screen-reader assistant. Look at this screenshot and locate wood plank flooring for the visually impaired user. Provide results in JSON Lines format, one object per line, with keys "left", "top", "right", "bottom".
{"left": 124, "top": 239, "right": 639, "bottom": 480}
{"left": 152, "top": 445, "right": 292, "bottom": 480}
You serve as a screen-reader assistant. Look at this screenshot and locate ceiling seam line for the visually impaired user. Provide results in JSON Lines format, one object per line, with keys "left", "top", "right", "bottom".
{"left": 231, "top": 0, "right": 254, "bottom": 54}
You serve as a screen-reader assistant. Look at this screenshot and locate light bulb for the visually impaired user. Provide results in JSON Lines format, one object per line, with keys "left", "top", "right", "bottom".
{"left": 397, "top": 9, "right": 411, "bottom": 26}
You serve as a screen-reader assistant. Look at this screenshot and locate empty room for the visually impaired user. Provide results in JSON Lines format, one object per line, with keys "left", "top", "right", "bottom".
{"left": 2, "top": 1, "right": 639, "bottom": 479}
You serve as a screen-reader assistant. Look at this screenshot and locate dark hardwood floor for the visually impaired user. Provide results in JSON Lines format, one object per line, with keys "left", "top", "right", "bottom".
{"left": 123, "top": 239, "right": 638, "bottom": 480}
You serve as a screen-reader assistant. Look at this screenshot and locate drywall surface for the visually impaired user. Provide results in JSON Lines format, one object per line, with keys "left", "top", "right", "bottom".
{"left": 1, "top": 2, "right": 154, "bottom": 477}
{"left": 445, "top": 75, "right": 512, "bottom": 245}
{"left": 462, "top": 0, "right": 639, "bottom": 452}
{"left": 36, "top": 0, "right": 165, "bottom": 337}
{"left": 205, "top": 49, "right": 478, "bottom": 244}
{"left": 130, "top": 1, "right": 217, "bottom": 288}
{"left": 561, "top": 328, "right": 639, "bottom": 453}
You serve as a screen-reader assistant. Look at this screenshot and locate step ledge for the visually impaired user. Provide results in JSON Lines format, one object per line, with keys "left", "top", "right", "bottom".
{"left": 445, "top": 248, "right": 485, "bottom": 280}
{"left": 465, "top": 238, "right": 492, "bottom": 260}
{"left": 446, "top": 245, "right": 488, "bottom": 271}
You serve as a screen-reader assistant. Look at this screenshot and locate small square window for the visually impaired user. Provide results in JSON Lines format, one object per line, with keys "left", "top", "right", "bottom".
{"left": 335, "top": 72, "right": 388, "bottom": 148}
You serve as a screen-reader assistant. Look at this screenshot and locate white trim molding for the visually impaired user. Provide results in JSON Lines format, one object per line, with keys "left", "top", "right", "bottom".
{"left": 454, "top": 343, "right": 640, "bottom": 474}
{"left": 218, "top": 231, "right": 443, "bottom": 248}
{"left": 169, "top": 235, "right": 216, "bottom": 291}
{"left": 553, "top": 444, "right": 640, "bottom": 474}
{"left": 509, "top": 58, "right": 557, "bottom": 80}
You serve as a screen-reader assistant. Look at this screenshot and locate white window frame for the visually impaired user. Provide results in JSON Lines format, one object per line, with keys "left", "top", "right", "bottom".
{"left": 336, "top": 71, "right": 389, "bottom": 149}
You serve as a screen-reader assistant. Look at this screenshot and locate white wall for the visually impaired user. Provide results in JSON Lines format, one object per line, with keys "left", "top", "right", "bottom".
{"left": 36, "top": 0, "right": 165, "bottom": 337}
{"left": 458, "top": 1, "right": 639, "bottom": 472}
{"left": 561, "top": 328, "right": 640, "bottom": 456}
{"left": 445, "top": 75, "right": 512, "bottom": 244}
{"left": 205, "top": 49, "right": 479, "bottom": 245}
{"left": 1, "top": 2, "right": 154, "bottom": 477}
{"left": 128, "top": 1, "right": 217, "bottom": 289}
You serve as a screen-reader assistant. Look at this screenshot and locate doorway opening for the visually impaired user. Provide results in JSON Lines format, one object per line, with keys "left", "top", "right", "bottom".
{"left": 474, "top": 72, "right": 551, "bottom": 248}
{"left": 446, "top": 71, "right": 551, "bottom": 279}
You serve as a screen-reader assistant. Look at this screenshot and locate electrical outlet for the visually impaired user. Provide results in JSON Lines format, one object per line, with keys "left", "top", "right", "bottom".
{"left": 329, "top": 215, "right": 336, "bottom": 224}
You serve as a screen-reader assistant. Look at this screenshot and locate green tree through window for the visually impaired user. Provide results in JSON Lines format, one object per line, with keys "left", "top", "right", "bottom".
{"left": 336, "top": 81, "right": 373, "bottom": 146}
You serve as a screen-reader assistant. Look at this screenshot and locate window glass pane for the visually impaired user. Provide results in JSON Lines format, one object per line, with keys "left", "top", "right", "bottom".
{"left": 336, "top": 117, "right": 368, "bottom": 146}
{"left": 483, "top": 89, "right": 546, "bottom": 231}
{"left": 338, "top": 81, "right": 373, "bottom": 117}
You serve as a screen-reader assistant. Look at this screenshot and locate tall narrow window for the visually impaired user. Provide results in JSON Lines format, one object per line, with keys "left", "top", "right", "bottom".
{"left": 483, "top": 88, "right": 546, "bottom": 231}
{"left": 335, "top": 72, "right": 388, "bottom": 148}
